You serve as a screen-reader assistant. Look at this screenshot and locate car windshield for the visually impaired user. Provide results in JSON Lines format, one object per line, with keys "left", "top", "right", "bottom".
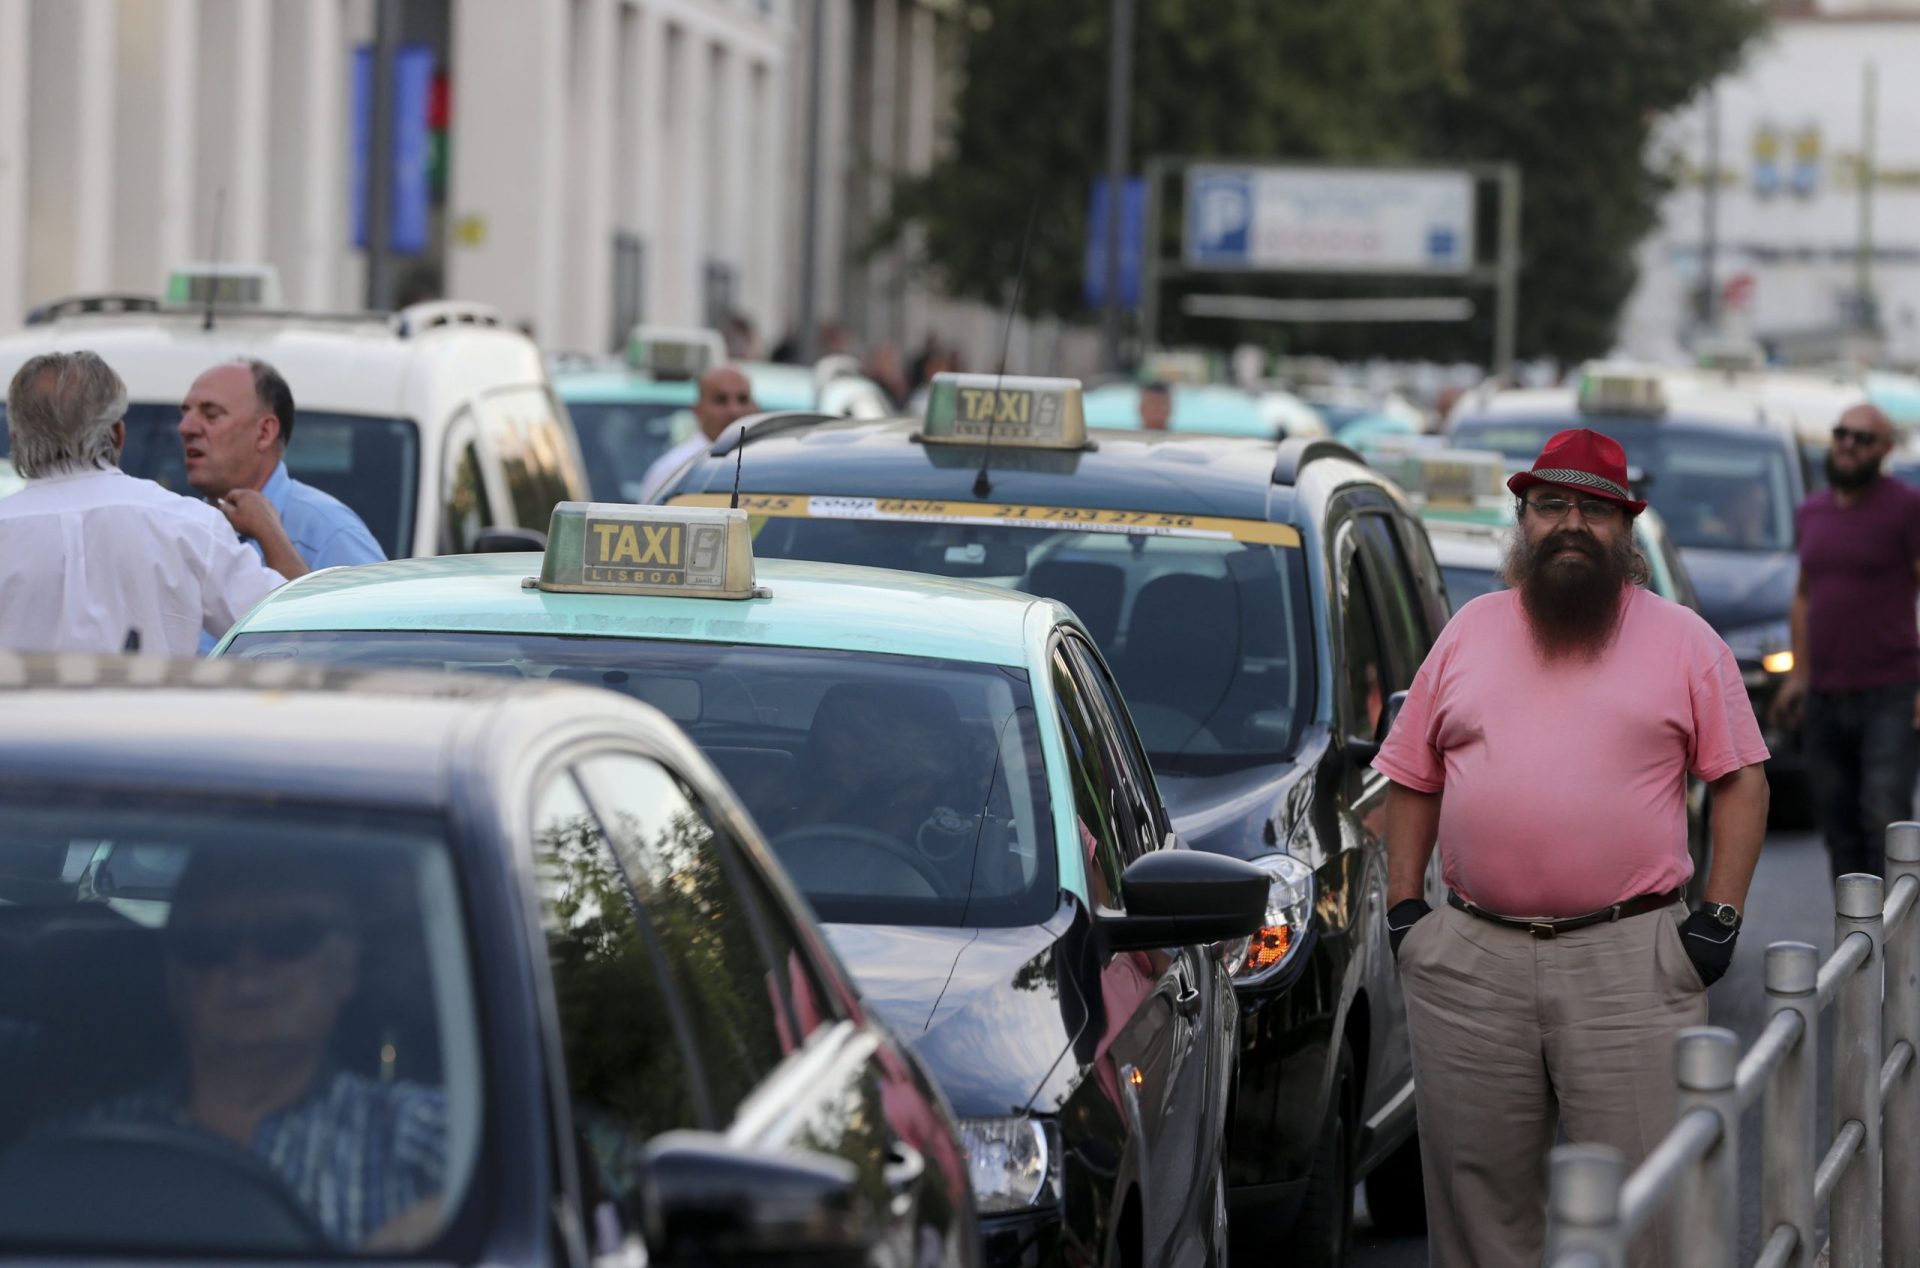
{"left": 743, "top": 518, "right": 1313, "bottom": 771}
{"left": 1451, "top": 417, "right": 1797, "bottom": 552}
{"left": 225, "top": 635, "right": 1057, "bottom": 929}
{"left": 0, "top": 796, "right": 480, "bottom": 1256}
{"left": 565, "top": 399, "right": 693, "bottom": 502}
{"left": 1440, "top": 564, "right": 1504, "bottom": 606}
{"left": 0, "top": 403, "right": 419, "bottom": 557}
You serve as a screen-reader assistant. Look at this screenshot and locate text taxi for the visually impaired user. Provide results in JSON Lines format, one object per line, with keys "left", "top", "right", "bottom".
{"left": 0, "top": 655, "right": 978, "bottom": 1268}
{"left": 213, "top": 504, "right": 1272, "bottom": 1268}
{"left": 653, "top": 374, "right": 1454, "bottom": 1259}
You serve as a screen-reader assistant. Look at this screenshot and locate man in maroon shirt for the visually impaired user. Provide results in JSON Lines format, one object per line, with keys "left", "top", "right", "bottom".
{"left": 1772, "top": 403, "right": 1920, "bottom": 880}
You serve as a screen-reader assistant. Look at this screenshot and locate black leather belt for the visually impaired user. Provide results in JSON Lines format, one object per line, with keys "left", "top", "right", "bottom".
{"left": 1447, "top": 888, "right": 1682, "bottom": 939}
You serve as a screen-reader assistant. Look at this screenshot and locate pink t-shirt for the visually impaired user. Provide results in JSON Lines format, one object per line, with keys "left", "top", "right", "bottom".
{"left": 1372, "top": 586, "right": 1769, "bottom": 917}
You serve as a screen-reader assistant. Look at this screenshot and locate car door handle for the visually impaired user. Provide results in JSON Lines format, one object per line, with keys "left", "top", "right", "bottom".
{"left": 884, "top": 1141, "right": 925, "bottom": 1194}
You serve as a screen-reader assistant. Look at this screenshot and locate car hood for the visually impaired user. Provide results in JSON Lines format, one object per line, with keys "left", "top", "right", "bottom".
{"left": 1678, "top": 547, "right": 1797, "bottom": 634}
{"left": 822, "top": 903, "right": 1090, "bottom": 1118}
{"left": 1155, "top": 756, "right": 1315, "bottom": 861}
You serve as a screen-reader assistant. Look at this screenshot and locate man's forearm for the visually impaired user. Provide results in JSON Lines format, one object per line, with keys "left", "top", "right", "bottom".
{"left": 1386, "top": 782, "right": 1443, "bottom": 906}
{"left": 1703, "top": 763, "right": 1769, "bottom": 909}
{"left": 1788, "top": 588, "right": 1809, "bottom": 684}
{"left": 257, "top": 529, "right": 310, "bottom": 581}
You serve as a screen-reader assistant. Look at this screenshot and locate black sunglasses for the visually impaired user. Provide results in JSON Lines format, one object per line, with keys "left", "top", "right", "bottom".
{"left": 1833, "top": 424, "right": 1884, "bottom": 447}
{"left": 166, "top": 914, "right": 344, "bottom": 968}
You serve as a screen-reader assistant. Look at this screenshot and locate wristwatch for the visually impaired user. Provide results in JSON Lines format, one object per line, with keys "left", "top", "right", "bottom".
{"left": 1700, "top": 901, "right": 1742, "bottom": 930}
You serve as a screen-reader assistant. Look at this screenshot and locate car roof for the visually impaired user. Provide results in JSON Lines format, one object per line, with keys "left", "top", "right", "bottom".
{"left": 1450, "top": 406, "right": 1795, "bottom": 445}
{"left": 667, "top": 416, "right": 1298, "bottom": 522}
{"left": 226, "top": 553, "right": 1066, "bottom": 669}
{"left": 0, "top": 308, "right": 549, "bottom": 423}
{"left": 551, "top": 369, "right": 699, "bottom": 404}
{"left": 0, "top": 652, "right": 645, "bottom": 808}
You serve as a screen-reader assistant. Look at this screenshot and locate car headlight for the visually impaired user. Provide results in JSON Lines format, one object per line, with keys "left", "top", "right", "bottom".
{"left": 1761, "top": 649, "right": 1794, "bottom": 675}
{"left": 1722, "top": 621, "right": 1791, "bottom": 669}
{"left": 958, "top": 1116, "right": 1058, "bottom": 1214}
{"left": 1231, "top": 852, "right": 1315, "bottom": 985}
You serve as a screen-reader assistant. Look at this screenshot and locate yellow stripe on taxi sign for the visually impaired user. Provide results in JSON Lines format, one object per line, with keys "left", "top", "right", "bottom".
{"left": 668, "top": 493, "right": 1302, "bottom": 547}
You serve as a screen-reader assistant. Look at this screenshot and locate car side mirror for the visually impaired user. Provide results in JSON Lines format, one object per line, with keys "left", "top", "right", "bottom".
{"left": 1345, "top": 690, "right": 1409, "bottom": 767}
{"left": 1101, "top": 850, "right": 1269, "bottom": 952}
{"left": 640, "top": 1131, "right": 867, "bottom": 1268}
{"left": 472, "top": 526, "right": 548, "bottom": 553}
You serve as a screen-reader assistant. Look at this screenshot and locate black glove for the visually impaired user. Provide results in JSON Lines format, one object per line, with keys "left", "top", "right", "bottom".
{"left": 1388, "top": 898, "right": 1432, "bottom": 960}
{"left": 1679, "top": 911, "right": 1738, "bottom": 987}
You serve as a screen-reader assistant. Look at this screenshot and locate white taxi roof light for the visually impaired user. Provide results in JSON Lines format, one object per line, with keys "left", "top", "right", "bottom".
{"left": 1578, "top": 367, "right": 1668, "bottom": 417}
{"left": 922, "top": 373, "right": 1087, "bottom": 450}
{"left": 626, "top": 326, "right": 725, "bottom": 380}
{"left": 1390, "top": 448, "right": 1507, "bottom": 506}
{"left": 166, "top": 262, "right": 283, "bottom": 309}
{"left": 536, "top": 502, "right": 757, "bottom": 600}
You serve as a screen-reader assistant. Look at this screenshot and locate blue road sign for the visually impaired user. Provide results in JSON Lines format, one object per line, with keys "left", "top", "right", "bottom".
{"left": 351, "top": 43, "right": 434, "bottom": 256}
{"left": 1085, "top": 178, "right": 1145, "bottom": 309}
{"left": 1187, "top": 170, "right": 1253, "bottom": 265}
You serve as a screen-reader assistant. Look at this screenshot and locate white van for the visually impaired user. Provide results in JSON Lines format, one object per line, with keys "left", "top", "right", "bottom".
{"left": 0, "top": 294, "right": 588, "bottom": 556}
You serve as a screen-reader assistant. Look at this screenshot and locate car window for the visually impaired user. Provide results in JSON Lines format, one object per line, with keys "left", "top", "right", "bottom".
{"left": 0, "top": 797, "right": 480, "bottom": 1254}
{"left": 1061, "top": 635, "right": 1163, "bottom": 861}
{"left": 1353, "top": 513, "right": 1430, "bottom": 690}
{"left": 1052, "top": 644, "right": 1133, "bottom": 911}
{"left": 228, "top": 632, "right": 1058, "bottom": 931}
{"left": 1338, "top": 529, "right": 1390, "bottom": 745}
{"left": 0, "top": 403, "right": 420, "bottom": 558}
{"left": 443, "top": 437, "right": 495, "bottom": 554}
{"left": 746, "top": 517, "right": 1314, "bottom": 771}
{"left": 476, "top": 387, "right": 577, "bottom": 530}
{"left": 1439, "top": 564, "right": 1505, "bottom": 607}
{"left": 567, "top": 400, "right": 694, "bottom": 502}
{"left": 532, "top": 770, "right": 706, "bottom": 1214}
{"left": 574, "top": 753, "right": 836, "bottom": 1061}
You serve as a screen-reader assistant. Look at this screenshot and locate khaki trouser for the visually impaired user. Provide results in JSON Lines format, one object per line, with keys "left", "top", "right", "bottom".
{"left": 1397, "top": 901, "right": 1709, "bottom": 1268}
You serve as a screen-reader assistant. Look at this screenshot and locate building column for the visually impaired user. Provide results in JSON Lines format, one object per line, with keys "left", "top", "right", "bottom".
{"left": 674, "top": 31, "right": 710, "bottom": 324}
{"left": 568, "top": 0, "right": 617, "bottom": 353}
{"left": 72, "top": 0, "right": 117, "bottom": 292}
{"left": 291, "top": 0, "right": 345, "bottom": 308}
{"left": 228, "top": 0, "right": 271, "bottom": 262}
{"left": 0, "top": 0, "right": 29, "bottom": 324}
{"left": 748, "top": 58, "right": 783, "bottom": 341}
{"left": 629, "top": 2, "right": 665, "bottom": 325}
{"left": 157, "top": 0, "right": 199, "bottom": 274}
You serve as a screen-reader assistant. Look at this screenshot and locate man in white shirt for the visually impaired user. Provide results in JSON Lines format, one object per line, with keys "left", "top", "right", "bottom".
{"left": 636, "top": 364, "right": 758, "bottom": 503}
{"left": 0, "top": 351, "right": 308, "bottom": 656}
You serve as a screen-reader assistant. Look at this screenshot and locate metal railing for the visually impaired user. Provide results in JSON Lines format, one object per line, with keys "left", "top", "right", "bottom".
{"left": 1545, "top": 821, "right": 1920, "bottom": 1268}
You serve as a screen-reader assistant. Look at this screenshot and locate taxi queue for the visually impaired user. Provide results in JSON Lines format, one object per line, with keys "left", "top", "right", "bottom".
{"left": 1, "top": 309, "right": 1474, "bottom": 1268}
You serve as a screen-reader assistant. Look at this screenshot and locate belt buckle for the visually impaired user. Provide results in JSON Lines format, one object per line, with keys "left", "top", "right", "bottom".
{"left": 1528, "top": 921, "right": 1558, "bottom": 939}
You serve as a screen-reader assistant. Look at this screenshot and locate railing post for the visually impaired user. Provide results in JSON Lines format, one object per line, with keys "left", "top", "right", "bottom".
{"left": 1546, "top": 1144, "right": 1628, "bottom": 1268}
{"left": 1761, "top": 942, "right": 1820, "bottom": 1268}
{"left": 1832, "top": 872, "right": 1885, "bottom": 1268}
{"left": 1672, "top": 1027, "right": 1739, "bottom": 1268}
{"left": 1885, "top": 823, "right": 1920, "bottom": 1268}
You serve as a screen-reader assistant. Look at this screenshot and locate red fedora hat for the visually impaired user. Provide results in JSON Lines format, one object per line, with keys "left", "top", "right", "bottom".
{"left": 1507, "top": 428, "right": 1647, "bottom": 515}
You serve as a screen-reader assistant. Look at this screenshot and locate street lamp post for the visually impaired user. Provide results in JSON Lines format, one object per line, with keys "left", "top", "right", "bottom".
{"left": 1100, "top": 0, "right": 1135, "bottom": 373}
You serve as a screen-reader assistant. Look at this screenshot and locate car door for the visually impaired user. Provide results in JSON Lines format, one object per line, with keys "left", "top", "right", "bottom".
{"left": 1051, "top": 636, "right": 1211, "bottom": 1268}
{"left": 528, "top": 752, "right": 972, "bottom": 1268}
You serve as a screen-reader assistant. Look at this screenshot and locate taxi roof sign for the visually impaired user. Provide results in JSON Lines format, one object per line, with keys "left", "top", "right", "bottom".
{"left": 536, "top": 503, "right": 758, "bottom": 600}
{"left": 626, "top": 326, "right": 725, "bottom": 381}
{"left": 922, "top": 373, "right": 1087, "bottom": 449}
{"left": 1578, "top": 365, "right": 1668, "bottom": 417}
{"left": 1384, "top": 448, "right": 1507, "bottom": 506}
{"left": 166, "top": 262, "right": 283, "bottom": 309}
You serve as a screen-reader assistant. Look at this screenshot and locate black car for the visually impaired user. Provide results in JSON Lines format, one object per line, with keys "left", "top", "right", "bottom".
{"left": 656, "top": 382, "right": 1454, "bottom": 1261}
{"left": 0, "top": 656, "right": 980, "bottom": 1268}
{"left": 1450, "top": 399, "right": 1808, "bottom": 783}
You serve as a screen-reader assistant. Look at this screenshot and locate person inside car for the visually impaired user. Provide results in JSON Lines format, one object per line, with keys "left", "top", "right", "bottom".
{"left": 88, "top": 852, "right": 446, "bottom": 1250}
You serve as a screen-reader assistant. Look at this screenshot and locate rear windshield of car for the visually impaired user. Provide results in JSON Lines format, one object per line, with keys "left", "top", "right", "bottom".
{"left": 225, "top": 635, "right": 1057, "bottom": 929}
{"left": 0, "top": 403, "right": 419, "bottom": 558}
{"left": 1451, "top": 416, "right": 1798, "bottom": 553}
{"left": 564, "top": 400, "right": 693, "bottom": 502}
{"left": 743, "top": 518, "right": 1314, "bottom": 772}
{"left": 0, "top": 796, "right": 480, "bottom": 1257}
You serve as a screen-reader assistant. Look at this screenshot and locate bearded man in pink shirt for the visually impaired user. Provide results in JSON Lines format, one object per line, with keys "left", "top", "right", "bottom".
{"left": 1373, "top": 428, "right": 1771, "bottom": 1268}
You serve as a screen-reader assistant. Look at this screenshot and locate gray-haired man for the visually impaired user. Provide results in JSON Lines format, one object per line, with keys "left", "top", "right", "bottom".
{"left": 0, "top": 351, "right": 307, "bottom": 655}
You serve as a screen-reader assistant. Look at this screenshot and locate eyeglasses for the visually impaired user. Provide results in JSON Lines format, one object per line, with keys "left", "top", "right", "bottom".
{"left": 165, "top": 914, "right": 344, "bottom": 968}
{"left": 1523, "top": 494, "right": 1624, "bottom": 523}
{"left": 1832, "top": 424, "right": 1885, "bottom": 448}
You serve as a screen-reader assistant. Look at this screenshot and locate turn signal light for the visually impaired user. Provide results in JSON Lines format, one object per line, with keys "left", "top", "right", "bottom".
{"left": 1243, "top": 924, "right": 1294, "bottom": 975}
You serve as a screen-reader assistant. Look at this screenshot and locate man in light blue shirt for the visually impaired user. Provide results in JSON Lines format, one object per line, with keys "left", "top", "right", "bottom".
{"left": 180, "top": 359, "right": 386, "bottom": 570}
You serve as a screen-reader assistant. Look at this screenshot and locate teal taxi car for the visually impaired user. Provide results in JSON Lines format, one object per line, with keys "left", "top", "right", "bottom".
{"left": 213, "top": 504, "right": 1269, "bottom": 1268}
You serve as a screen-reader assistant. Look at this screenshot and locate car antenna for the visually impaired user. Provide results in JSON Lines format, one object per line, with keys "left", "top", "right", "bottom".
{"left": 202, "top": 187, "right": 226, "bottom": 333}
{"left": 729, "top": 433, "right": 745, "bottom": 510}
{"left": 972, "top": 196, "right": 1041, "bottom": 500}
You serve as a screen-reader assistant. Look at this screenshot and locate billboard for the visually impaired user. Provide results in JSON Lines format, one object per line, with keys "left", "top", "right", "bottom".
{"left": 1185, "top": 165, "right": 1476, "bottom": 275}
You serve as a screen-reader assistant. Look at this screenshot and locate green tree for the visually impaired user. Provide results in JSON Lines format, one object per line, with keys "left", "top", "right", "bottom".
{"left": 882, "top": 0, "right": 1763, "bottom": 364}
